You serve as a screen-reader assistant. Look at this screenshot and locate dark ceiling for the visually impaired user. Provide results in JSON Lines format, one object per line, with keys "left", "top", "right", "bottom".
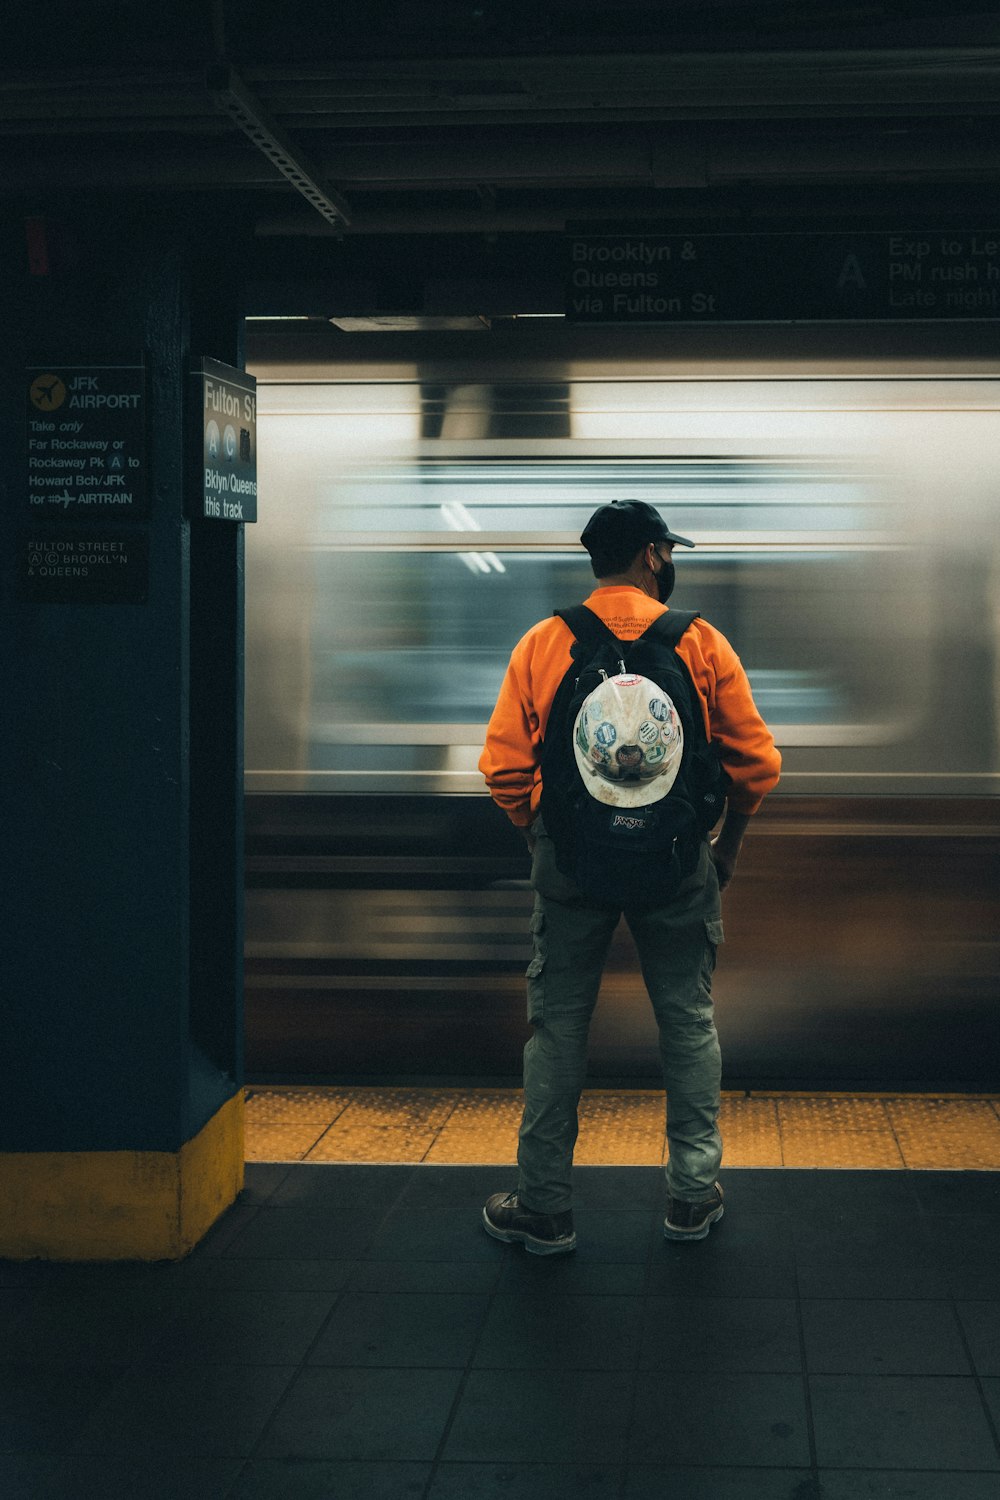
{"left": 6, "top": 0, "right": 1000, "bottom": 242}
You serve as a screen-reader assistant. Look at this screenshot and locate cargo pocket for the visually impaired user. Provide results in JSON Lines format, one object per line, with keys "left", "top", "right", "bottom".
{"left": 703, "top": 917, "right": 725, "bottom": 974}
{"left": 525, "top": 908, "right": 546, "bottom": 1026}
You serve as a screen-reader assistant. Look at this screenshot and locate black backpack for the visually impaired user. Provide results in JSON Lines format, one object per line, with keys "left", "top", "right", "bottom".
{"left": 539, "top": 605, "right": 730, "bottom": 908}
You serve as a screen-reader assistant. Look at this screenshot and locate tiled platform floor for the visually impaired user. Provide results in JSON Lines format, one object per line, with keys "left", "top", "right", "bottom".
{"left": 2, "top": 1165, "right": 1000, "bottom": 1498}
{"left": 246, "top": 1087, "right": 1000, "bottom": 1170}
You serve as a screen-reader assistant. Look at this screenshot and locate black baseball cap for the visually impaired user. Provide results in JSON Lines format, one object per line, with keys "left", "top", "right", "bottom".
{"left": 580, "top": 500, "right": 694, "bottom": 556}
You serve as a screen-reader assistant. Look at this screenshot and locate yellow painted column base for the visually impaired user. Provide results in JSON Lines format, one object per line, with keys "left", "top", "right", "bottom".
{"left": 0, "top": 1092, "right": 245, "bottom": 1261}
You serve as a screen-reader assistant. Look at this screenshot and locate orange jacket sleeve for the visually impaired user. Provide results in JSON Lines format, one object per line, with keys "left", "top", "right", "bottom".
{"left": 477, "top": 616, "right": 574, "bottom": 827}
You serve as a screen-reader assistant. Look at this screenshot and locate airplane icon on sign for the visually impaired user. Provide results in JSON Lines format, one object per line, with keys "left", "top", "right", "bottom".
{"left": 31, "top": 374, "right": 67, "bottom": 409}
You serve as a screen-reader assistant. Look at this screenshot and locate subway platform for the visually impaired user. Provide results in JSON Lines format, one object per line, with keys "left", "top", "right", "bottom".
{"left": 2, "top": 1093, "right": 1000, "bottom": 1499}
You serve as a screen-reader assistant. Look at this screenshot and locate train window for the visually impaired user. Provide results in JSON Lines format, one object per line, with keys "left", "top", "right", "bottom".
{"left": 306, "top": 459, "right": 874, "bottom": 543}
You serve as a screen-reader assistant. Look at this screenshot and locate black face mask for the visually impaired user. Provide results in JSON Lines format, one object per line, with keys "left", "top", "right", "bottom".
{"left": 656, "top": 559, "right": 676, "bottom": 603}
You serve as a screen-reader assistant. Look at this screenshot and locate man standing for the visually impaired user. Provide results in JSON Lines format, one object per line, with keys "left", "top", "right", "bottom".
{"left": 478, "top": 500, "right": 781, "bottom": 1254}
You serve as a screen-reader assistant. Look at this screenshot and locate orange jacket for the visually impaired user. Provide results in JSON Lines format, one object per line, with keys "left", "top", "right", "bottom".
{"left": 479, "top": 585, "right": 781, "bottom": 828}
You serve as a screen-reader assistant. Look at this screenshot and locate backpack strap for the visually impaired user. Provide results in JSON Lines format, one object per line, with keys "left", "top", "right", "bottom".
{"left": 639, "top": 608, "right": 700, "bottom": 648}
{"left": 639, "top": 609, "right": 712, "bottom": 751}
{"left": 556, "top": 604, "right": 700, "bottom": 656}
{"left": 553, "top": 604, "right": 623, "bottom": 662}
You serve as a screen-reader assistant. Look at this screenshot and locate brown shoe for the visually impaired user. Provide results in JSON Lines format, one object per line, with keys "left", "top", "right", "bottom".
{"left": 482, "top": 1191, "right": 577, "bottom": 1255}
{"left": 664, "top": 1182, "right": 724, "bottom": 1241}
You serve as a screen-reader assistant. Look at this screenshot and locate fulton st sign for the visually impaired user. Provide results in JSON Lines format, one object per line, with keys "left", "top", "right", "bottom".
{"left": 193, "top": 357, "right": 257, "bottom": 522}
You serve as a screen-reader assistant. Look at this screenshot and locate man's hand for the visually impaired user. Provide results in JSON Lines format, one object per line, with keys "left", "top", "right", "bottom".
{"left": 709, "top": 810, "right": 750, "bottom": 891}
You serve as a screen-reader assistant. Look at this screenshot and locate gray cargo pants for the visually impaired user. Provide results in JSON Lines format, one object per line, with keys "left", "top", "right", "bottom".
{"left": 517, "top": 821, "right": 725, "bottom": 1213}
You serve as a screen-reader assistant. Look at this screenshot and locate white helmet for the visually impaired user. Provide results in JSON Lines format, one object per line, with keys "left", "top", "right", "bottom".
{"left": 572, "top": 673, "right": 683, "bottom": 808}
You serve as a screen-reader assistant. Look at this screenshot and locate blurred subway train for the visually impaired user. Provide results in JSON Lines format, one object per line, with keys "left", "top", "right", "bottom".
{"left": 242, "top": 325, "right": 999, "bottom": 1088}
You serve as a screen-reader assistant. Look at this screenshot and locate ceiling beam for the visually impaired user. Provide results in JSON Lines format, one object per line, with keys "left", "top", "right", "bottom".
{"left": 207, "top": 63, "right": 352, "bottom": 231}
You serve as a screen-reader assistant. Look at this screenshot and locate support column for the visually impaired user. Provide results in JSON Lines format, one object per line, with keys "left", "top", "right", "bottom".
{"left": 0, "top": 198, "right": 248, "bottom": 1258}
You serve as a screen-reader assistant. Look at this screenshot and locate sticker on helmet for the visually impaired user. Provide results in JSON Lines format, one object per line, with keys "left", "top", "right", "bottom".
{"left": 616, "top": 744, "right": 644, "bottom": 769}
{"left": 648, "top": 697, "right": 670, "bottom": 721}
{"left": 589, "top": 744, "right": 610, "bottom": 765}
{"left": 615, "top": 675, "right": 643, "bottom": 687}
{"left": 595, "top": 722, "right": 617, "bottom": 747}
{"left": 586, "top": 699, "right": 605, "bottom": 722}
{"left": 637, "top": 720, "right": 658, "bottom": 744}
{"left": 644, "top": 742, "right": 666, "bottom": 765}
{"left": 576, "top": 719, "right": 590, "bottom": 753}
{"left": 659, "top": 722, "right": 678, "bottom": 745}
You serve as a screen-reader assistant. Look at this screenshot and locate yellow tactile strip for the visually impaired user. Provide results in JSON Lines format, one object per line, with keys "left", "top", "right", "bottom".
{"left": 244, "top": 1088, "right": 1000, "bottom": 1170}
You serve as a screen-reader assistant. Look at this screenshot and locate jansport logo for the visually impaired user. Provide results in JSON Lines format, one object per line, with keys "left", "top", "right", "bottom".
{"left": 612, "top": 813, "right": 647, "bottom": 832}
